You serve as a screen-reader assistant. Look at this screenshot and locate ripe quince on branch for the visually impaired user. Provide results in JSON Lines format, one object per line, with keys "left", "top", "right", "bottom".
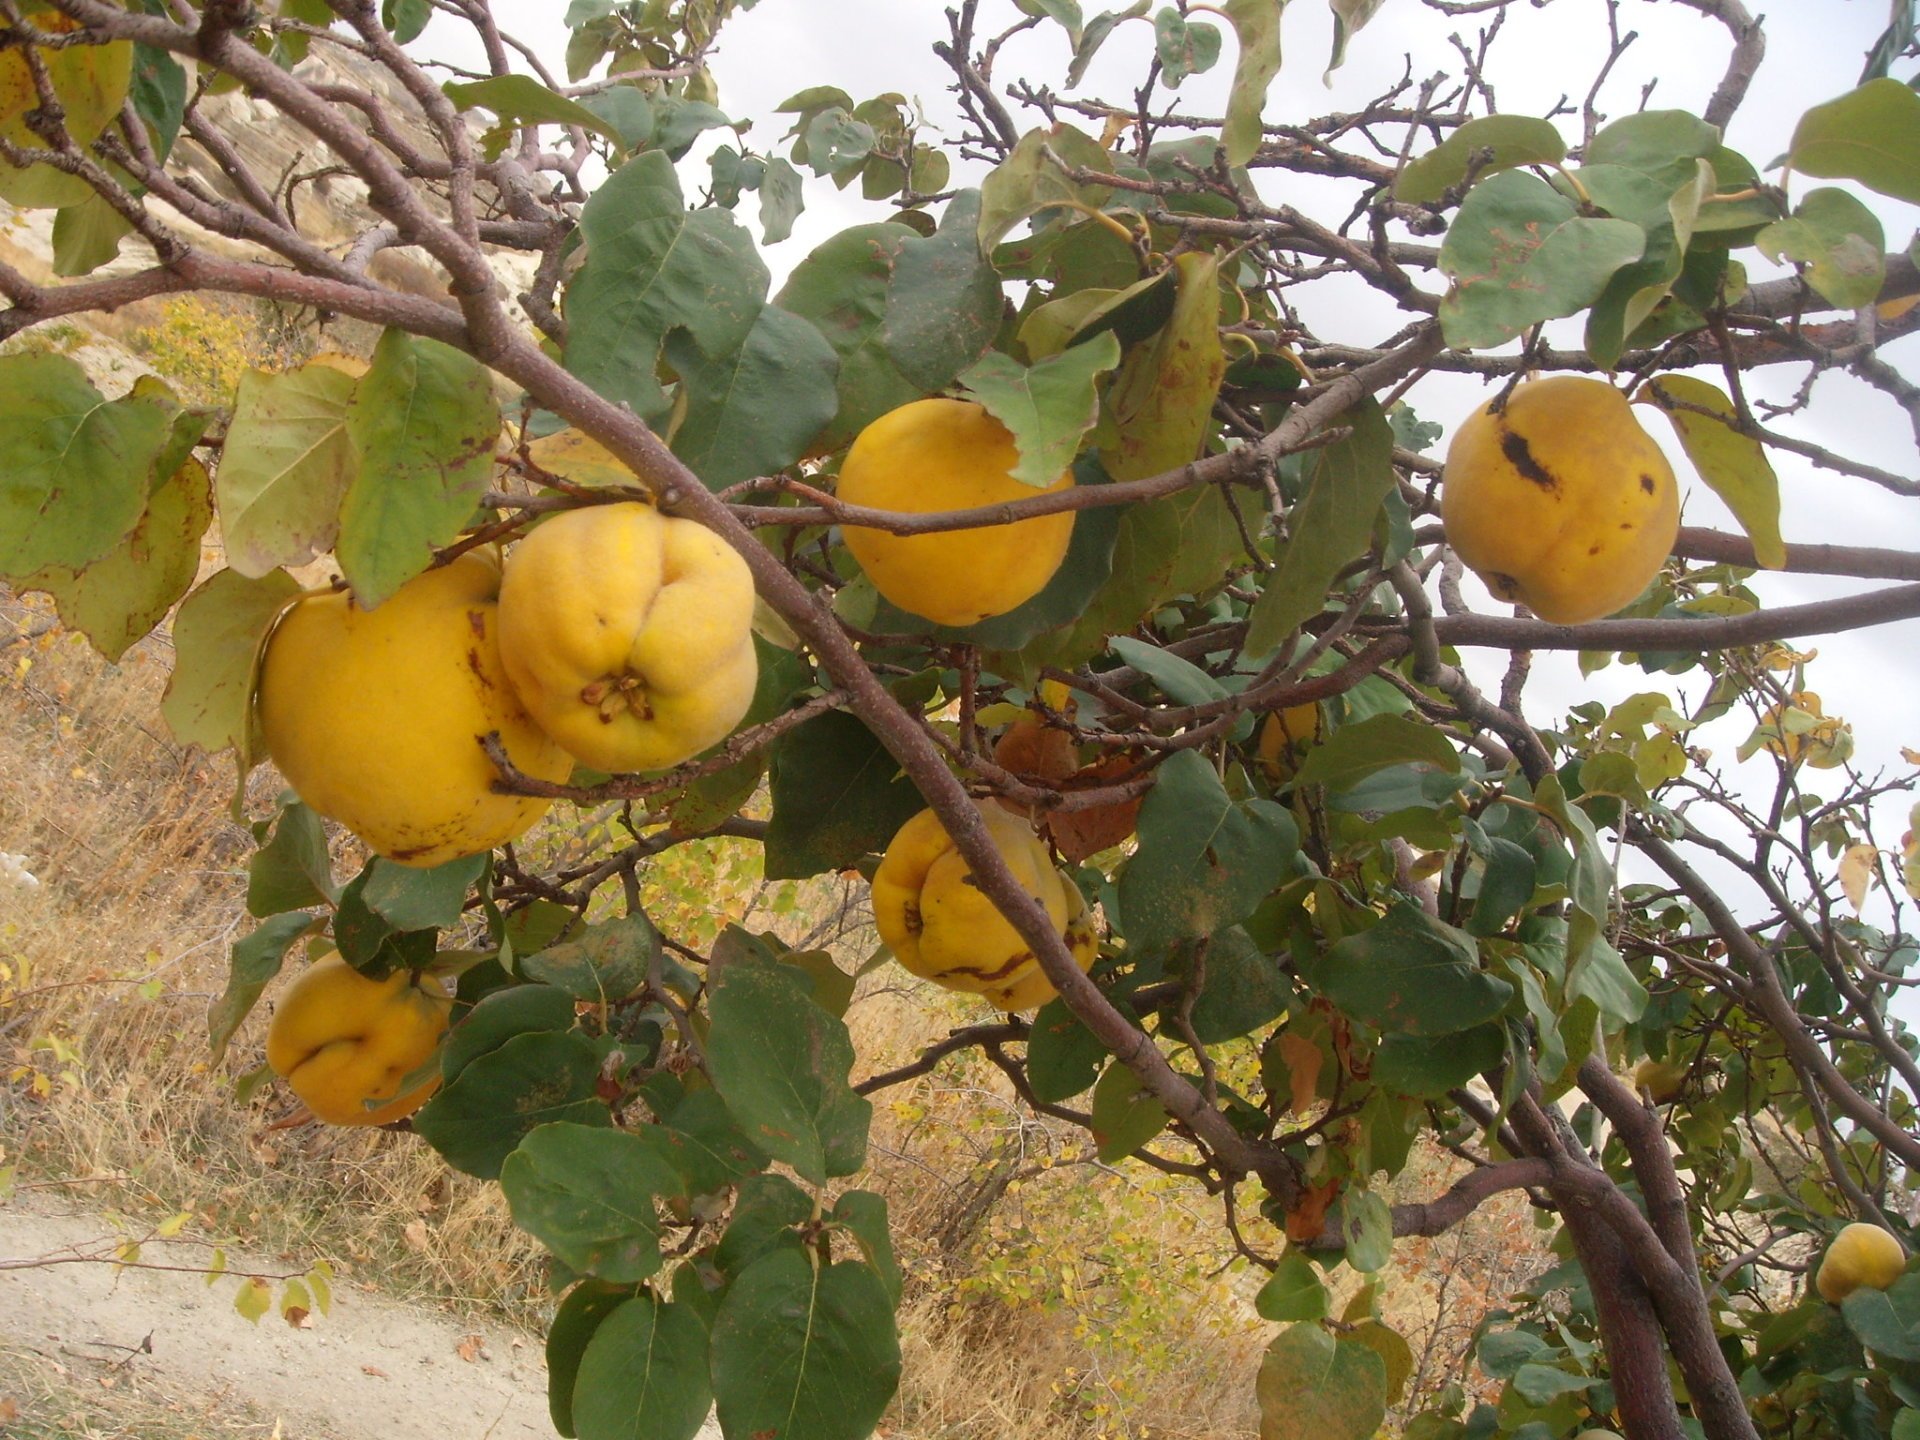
{"left": 1441, "top": 376, "right": 1681, "bottom": 625}
{"left": 837, "top": 398, "right": 1076, "bottom": 627}
{"left": 1816, "top": 1221, "right": 1908, "bottom": 1303}
{"left": 496, "top": 502, "right": 758, "bottom": 773}
{"left": 870, "top": 802, "right": 1096, "bottom": 1012}
{"left": 1256, "top": 702, "right": 1324, "bottom": 783}
{"left": 257, "top": 549, "right": 573, "bottom": 868}
{"left": 265, "top": 952, "right": 454, "bottom": 1126}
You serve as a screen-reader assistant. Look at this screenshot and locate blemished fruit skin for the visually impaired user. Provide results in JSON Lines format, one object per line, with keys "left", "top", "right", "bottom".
{"left": 871, "top": 803, "right": 1096, "bottom": 1012}
{"left": 257, "top": 550, "right": 573, "bottom": 867}
{"left": 837, "top": 398, "right": 1076, "bottom": 627}
{"left": 1816, "top": 1222, "right": 1908, "bottom": 1303}
{"left": 1441, "top": 376, "right": 1681, "bottom": 625}
{"left": 265, "top": 953, "right": 454, "bottom": 1126}
{"left": 496, "top": 502, "right": 758, "bottom": 774}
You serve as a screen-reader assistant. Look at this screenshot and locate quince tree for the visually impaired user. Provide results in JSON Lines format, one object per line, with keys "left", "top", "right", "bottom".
{"left": 4, "top": 3, "right": 1920, "bottom": 1439}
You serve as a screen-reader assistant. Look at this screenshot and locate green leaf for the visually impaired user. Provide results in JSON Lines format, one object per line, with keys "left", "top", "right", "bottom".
{"left": 51, "top": 190, "right": 136, "bottom": 277}
{"left": 1118, "top": 750, "right": 1299, "bottom": 952}
{"left": 1509, "top": 1363, "right": 1596, "bottom": 1406}
{"left": 775, "top": 222, "right": 921, "bottom": 455}
{"left": 649, "top": 97, "right": 735, "bottom": 158}
{"left": 563, "top": 151, "right": 769, "bottom": 419}
{"left": 441, "top": 984, "right": 579, "bottom": 1084}
{"left": 207, "top": 911, "right": 315, "bottom": 1063}
{"left": 583, "top": 88, "right": 654, "bottom": 151}
{"left": 358, "top": 853, "right": 486, "bottom": 931}
{"left": 1011, "top": 484, "right": 1242, "bottom": 671}
{"left": 1373, "top": 1025, "right": 1506, "bottom": 1097}
{"left": 1155, "top": 8, "right": 1223, "bottom": 85}
{"left": 1028, "top": 997, "right": 1110, "bottom": 1102}
{"left": 764, "top": 710, "right": 925, "bottom": 880}
{"left": 664, "top": 303, "right": 839, "bottom": 489}
{"left": 978, "top": 123, "right": 1117, "bottom": 250}
{"left": 759, "top": 156, "right": 804, "bottom": 243}
{"left": 1245, "top": 397, "right": 1396, "bottom": 655}
{"left": 1255, "top": 1252, "right": 1329, "bottom": 1322}
{"left": 247, "top": 799, "right": 336, "bottom": 918}
{"left": 571, "top": 1295, "right": 713, "bottom": 1440}
{"left": 882, "top": 189, "right": 1004, "bottom": 390}
{"left": 1221, "top": 0, "right": 1284, "bottom": 166}
{"left": 128, "top": 42, "right": 187, "bottom": 163}
{"left": 1585, "top": 110, "right": 1721, "bottom": 188}
{"left": 1581, "top": 160, "right": 1713, "bottom": 370}
{"left": 443, "top": 75, "right": 623, "bottom": 148}
{"left": 1789, "top": 78, "right": 1920, "bottom": 205}
{"left": 1340, "top": 1187, "right": 1393, "bottom": 1272}
{"left": 649, "top": 1089, "right": 770, "bottom": 1198}
{"left": 0, "top": 353, "right": 173, "bottom": 578}
{"left": 1257, "top": 1324, "right": 1389, "bottom": 1440}
{"left": 1394, "top": 115, "right": 1566, "bottom": 205}
{"left": 19, "top": 448, "right": 212, "bottom": 663}
{"left": 1464, "top": 837, "right": 1536, "bottom": 938}
{"left": 1098, "top": 251, "right": 1226, "bottom": 483}
{"left": 1292, "top": 713, "right": 1462, "bottom": 791}
{"left": 413, "top": 1030, "right": 612, "bottom": 1180}
{"left": 1312, "top": 903, "right": 1513, "bottom": 1038}
{"left": 520, "top": 914, "right": 656, "bottom": 1004}
{"left": 216, "top": 362, "right": 358, "bottom": 578}
{"left": 159, "top": 568, "right": 302, "bottom": 755}
{"left": 1437, "top": 171, "right": 1645, "bottom": 351}
{"left": 831, "top": 1190, "right": 903, "bottom": 1306}
{"left": 957, "top": 333, "right": 1122, "bottom": 486}
{"left": 1067, "top": 1, "right": 1151, "bottom": 87}
{"left": 338, "top": 332, "right": 500, "bottom": 608}
{"left": 1535, "top": 775, "right": 1646, "bottom": 1025}
{"left": 501, "top": 1123, "right": 684, "bottom": 1284}
{"left": 801, "top": 107, "right": 874, "bottom": 177}
{"left": 1756, "top": 186, "right": 1887, "bottom": 309}
{"left": 546, "top": 1282, "right": 631, "bottom": 1439}
{"left": 715, "top": 1173, "right": 815, "bottom": 1276}
{"left": 1638, "top": 374, "right": 1785, "bottom": 569}
{"left": 1184, "top": 925, "right": 1289, "bottom": 1043}
{"left": 381, "top": 0, "right": 431, "bottom": 43}
{"left": 1018, "top": 0, "right": 1085, "bottom": 38}
{"left": 710, "top": 1248, "right": 901, "bottom": 1440}
{"left": 1325, "top": 0, "right": 1385, "bottom": 78}
{"left": 1108, "top": 634, "right": 1228, "bottom": 706}
{"left": 1090, "top": 1058, "right": 1170, "bottom": 1161}
{"left": 706, "top": 948, "right": 871, "bottom": 1184}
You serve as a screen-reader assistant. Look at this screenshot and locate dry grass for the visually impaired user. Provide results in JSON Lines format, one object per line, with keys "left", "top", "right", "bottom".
{"left": 0, "top": 1339, "right": 287, "bottom": 1440}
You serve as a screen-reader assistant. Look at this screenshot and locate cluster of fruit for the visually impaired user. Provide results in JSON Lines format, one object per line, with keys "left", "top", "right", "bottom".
{"left": 256, "top": 501, "right": 759, "bottom": 869}
{"left": 259, "top": 375, "right": 1683, "bottom": 1124}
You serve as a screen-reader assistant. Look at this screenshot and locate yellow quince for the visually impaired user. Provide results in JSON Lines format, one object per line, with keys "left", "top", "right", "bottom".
{"left": 265, "top": 952, "right": 454, "bottom": 1126}
{"left": 871, "top": 802, "right": 1096, "bottom": 1012}
{"left": 496, "top": 502, "right": 758, "bottom": 773}
{"left": 1441, "top": 376, "right": 1680, "bottom": 625}
{"left": 1256, "top": 701, "right": 1324, "bottom": 783}
{"left": 257, "top": 550, "right": 573, "bottom": 867}
{"left": 1816, "top": 1221, "right": 1908, "bottom": 1303}
{"left": 837, "top": 398, "right": 1076, "bottom": 627}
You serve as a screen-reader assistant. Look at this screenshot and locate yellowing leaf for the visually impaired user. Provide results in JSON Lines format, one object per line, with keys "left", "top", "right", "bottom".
{"left": 156, "top": 1210, "right": 191, "bottom": 1238}
{"left": 1639, "top": 375, "right": 1785, "bottom": 568}
{"left": 235, "top": 1276, "right": 272, "bottom": 1323}
{"left": 525, "top": 428, "right": 638, "bottom": 490}
{"left": 1839, "top": 843, "right": 1878, "bottom": 913}
{"left": 1901, "top": 804, "right": 1920, "bottom": 902}
{"left": 1277, "top": 1031, "right": 1323, "bottom": 1116}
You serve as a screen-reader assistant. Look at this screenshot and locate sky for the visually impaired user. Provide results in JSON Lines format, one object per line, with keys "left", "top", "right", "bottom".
{"left": 417, "top": 0, "right": 1919, "bottom": 923}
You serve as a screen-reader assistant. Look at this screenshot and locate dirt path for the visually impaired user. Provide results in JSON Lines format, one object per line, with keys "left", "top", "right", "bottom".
{"left": 0, "top": 1198, "right": 702, "bottom": 1440}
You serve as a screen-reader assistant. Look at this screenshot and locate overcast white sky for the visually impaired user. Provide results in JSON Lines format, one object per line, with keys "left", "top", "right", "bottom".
{"left": 428, "top": 0, "right": 1919, "bottom": 922}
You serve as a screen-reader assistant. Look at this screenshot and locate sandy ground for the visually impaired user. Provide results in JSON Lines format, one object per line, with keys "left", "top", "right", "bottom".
{"left": 0, "top": 1198, "right": 725, "bottom": 1440}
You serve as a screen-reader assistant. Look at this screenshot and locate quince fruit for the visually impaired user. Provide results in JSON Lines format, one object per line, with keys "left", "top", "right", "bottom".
{"left": 1816, "top": 1221, "right": 1907, "bottom": 1303}
{"left": 1628, "top": 1056, "right": 1688, "bottom": 1103}
{"left": 837, "top": 398, "right": 1076, "bottom": 627}
{"left": 265, "top": 952, "right": 454, "bottom": 1126}
{"left": 1257, "top": 702, "right": 1324, "bottom": 783}
{"left": 1441, "top": 376, "right": 1680, "bottom": 625}
{"left": 496, "top": 502, "right": 758, "bottom": 773}
{"left": 871, "top": 802, "right": 1096, "bottom": 1012}
{"left": 257, "top": 550, "right": 572, "bottom": 867}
